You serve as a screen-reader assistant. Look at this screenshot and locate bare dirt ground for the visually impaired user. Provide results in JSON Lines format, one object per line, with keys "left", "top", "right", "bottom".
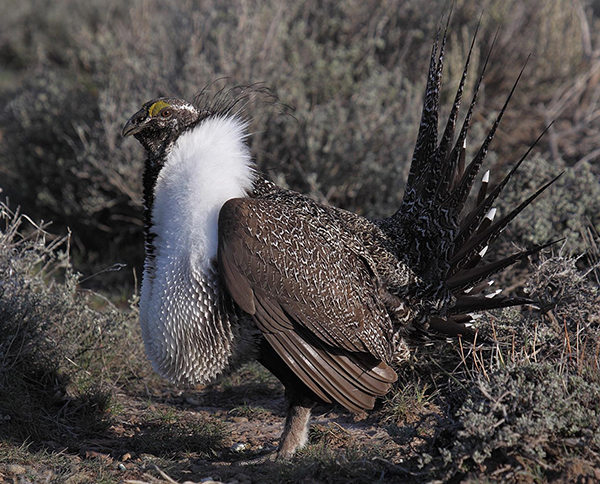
{"left": 0, "top": 361, "right": 446, "bottom": 484}
{"left": 3, "top": 357, "right": 600, "bottom": 484}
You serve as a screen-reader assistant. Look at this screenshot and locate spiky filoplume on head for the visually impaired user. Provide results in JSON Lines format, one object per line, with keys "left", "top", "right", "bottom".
{"left": 123, "top": 28, "right": 556, "bottom": 459}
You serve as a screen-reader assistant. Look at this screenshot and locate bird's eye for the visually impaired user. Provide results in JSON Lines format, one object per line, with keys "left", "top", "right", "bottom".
{"left": 161, "top": 109, "right": 172, "bottom": 118}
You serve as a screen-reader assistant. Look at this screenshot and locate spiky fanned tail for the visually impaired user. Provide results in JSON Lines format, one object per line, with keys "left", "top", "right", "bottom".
{"left": 385, "top": 21, "right": 559, "bottom": 340}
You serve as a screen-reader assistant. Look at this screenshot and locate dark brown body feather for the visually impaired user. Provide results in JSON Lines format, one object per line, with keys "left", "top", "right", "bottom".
{"left": 219, "top": 181, "right": 400, "bottom": 413}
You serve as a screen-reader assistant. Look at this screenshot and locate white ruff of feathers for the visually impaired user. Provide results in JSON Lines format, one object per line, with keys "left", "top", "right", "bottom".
{"left": 139, "top": 115, "right": 255, "bottom": 384}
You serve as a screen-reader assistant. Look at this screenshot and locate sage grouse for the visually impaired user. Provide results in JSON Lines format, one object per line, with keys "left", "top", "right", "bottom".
{"left": 122, "top": 30, "right": 556, "bottom": 458}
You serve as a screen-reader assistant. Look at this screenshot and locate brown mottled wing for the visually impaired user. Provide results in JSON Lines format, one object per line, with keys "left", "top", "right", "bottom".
{"left": 218, "top": 198, "right": 397, "bottom": 411}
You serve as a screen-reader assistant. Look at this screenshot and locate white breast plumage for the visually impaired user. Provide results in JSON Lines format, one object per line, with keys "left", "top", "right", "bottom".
{"left": 139, "top": 116, "right": 255, "bottom": 383}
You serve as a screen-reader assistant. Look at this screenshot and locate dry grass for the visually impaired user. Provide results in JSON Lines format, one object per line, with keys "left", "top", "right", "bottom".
{"left": 0, "top": 202, "right": 151, "bottom": 447}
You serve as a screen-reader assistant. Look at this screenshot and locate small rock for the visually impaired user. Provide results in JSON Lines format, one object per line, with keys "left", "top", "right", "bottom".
{"left": 230, "top": 442, "right": 248, "bottom": 453}
{"left": 121, "top": 452, "right": 132, "bottom": 462}
{"left": 7, "top": 464, "right": 26, "bottom": 475}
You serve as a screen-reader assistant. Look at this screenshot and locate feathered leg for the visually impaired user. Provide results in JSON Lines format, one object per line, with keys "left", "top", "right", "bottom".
{"left": 276, "top": 391, "right": 314, "bottom": 459}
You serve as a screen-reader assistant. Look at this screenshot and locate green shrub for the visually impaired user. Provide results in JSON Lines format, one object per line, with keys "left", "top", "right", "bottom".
{"left": 451, "top": 364, "right": 600, "bottom": 473}
{"left": 496, "top": 154, "right": 600, "bottom": 256}
{"left": 0, "top": 203, "right": 145, "bottom": 445}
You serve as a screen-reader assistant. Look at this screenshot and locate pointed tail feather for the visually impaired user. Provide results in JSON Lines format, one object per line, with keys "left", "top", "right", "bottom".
{"left": 444, "top": 56, "right": 529, "bottom": 217}
{"left": 449, "top": 294, "right": 537, "bottom": 314}
{"left": 428, "top": 316, "right": 478, "bottom": 340}
{"left": 400, "top": 27, "right": 500, "bottom": 221}
{"left": 446, "top": 30, "right": 498, "bottom": 193}
{"left": 453, "top": 123, "right": 553, "bottom": 252}
{"left": 450, "top": 174, "right": 562, "bottom": 274}
{"left": 435, "top": 18, "right": 481, "bottom": 202}
{"left": 404, "top": 27, "right": 444, "bottom": 199}
{"left": 383, "top": 24, "right": 558, "bottom": 346}
{"left": 447, "top": 239, "right": 562, "bottom": 291}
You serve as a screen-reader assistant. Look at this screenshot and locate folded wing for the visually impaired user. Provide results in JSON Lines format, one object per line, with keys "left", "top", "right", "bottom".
{"left": 218, "top": 198, "right": 397, "bottom": 412}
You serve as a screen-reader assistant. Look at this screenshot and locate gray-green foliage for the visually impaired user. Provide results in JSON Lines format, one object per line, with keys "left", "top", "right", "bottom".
{"left": 423, "top": 253, "right": 599, "bottom": 479}
{"left": 2, "top": 73, "right": 142, "bottom": 276}
{"left": 497, "top": 154, "right": 600, "bottom": 255}
{"left": 527, "top": 254, "right": 599, "bottom": 324}
{"left": 0, "top": 204, "right": 144, "bottom": 443}
{"left": 452, "top": 364, "right": 600, "bottom": 470}
{"left": 0, "top": 212, "right": 68, "bottom": 441}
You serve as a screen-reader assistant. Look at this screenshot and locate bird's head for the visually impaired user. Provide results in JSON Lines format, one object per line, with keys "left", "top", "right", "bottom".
{"left": 123, "top": 85, "right": 277, "bottom": 167}
{"left": 122, "top": 97, "right": 200, "bottom": 158}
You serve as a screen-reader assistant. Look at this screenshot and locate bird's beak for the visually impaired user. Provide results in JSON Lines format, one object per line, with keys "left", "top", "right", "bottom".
{"left": 122, "top": 109, "right": 148, "bottom": 137}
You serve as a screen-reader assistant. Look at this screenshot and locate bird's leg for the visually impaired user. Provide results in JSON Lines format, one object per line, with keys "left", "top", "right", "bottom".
{"left": 276, "top": 391, "right": 314, "bottom": 459}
